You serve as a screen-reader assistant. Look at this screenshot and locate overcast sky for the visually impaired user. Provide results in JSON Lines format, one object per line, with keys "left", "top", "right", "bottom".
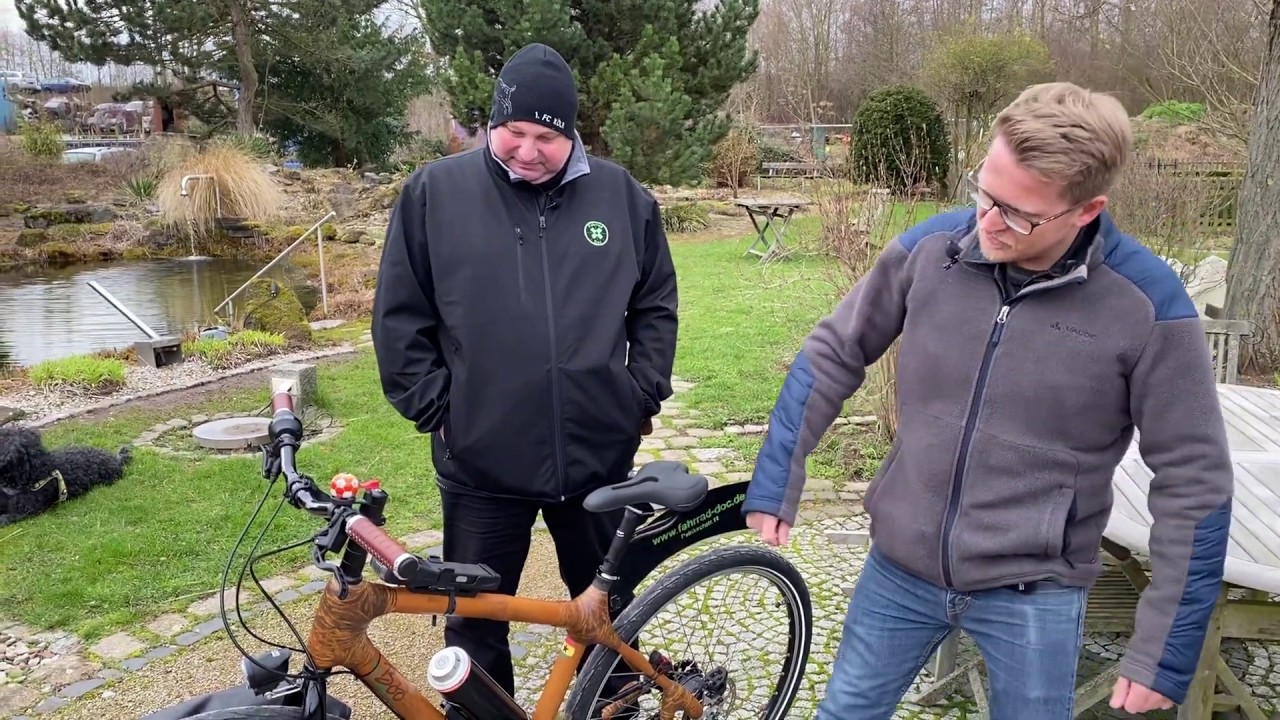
{"left": 0, "top": 0, "right": 22, "bottom": 32}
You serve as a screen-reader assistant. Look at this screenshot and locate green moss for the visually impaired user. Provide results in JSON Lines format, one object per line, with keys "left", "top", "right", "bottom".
{"left": 241, "top": 278, "right": 313, "bottom": 345}
{"left": 23, "top": 205, "right": 117, "bottom": 228}
{"left": 64, "top": 190, "right": 87, "bottom": 204}
{"left": 46, "top": 222, "right": 114, "bottom": 242}
{"left": 122, "top": 247, "right": 152, "bottom": 260}
{"left": 27, "top": 207, "right": 72, "bottom": 225}
{"left": 40, "top": 242, "right": 81, "bottom": 263}
{"left": 15, "top": 229, "right": 48, "bottom": 248}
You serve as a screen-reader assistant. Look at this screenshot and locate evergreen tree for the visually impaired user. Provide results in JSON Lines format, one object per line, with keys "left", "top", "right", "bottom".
{"left": 419, "top": 0, "right": 760, "bottom": 185}
{"left": 240, "top": 14, "right": 432, "bottom": 168}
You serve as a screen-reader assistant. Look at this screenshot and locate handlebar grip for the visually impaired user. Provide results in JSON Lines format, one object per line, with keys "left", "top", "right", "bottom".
{"left": 345, "top": 516, "right": 414, "bottom": 578}
{"left": 271, "top": 391, "right": 295, "bottom": 414}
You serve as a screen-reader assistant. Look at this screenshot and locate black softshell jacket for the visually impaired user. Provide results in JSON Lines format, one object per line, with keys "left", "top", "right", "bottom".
{"left": 372, "top": 142, "right": 679, "bottom": 501}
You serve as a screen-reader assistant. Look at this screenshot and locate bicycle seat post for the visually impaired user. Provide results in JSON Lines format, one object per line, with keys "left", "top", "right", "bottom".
{"left": 591, "top": 505, "right": 646, "bottom": 593}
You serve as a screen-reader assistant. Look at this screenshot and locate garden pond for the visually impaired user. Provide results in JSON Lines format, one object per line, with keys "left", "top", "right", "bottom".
{"left": 0, "top": 257, "right": 317, "bottom": 368}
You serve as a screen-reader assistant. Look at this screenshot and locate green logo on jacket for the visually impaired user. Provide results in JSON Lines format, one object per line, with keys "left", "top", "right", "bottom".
{"left": 584, "top": 221, "right": 609, "bottom": 246}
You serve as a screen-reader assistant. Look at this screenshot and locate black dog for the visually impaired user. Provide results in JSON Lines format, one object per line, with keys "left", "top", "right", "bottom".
{"left": 0, "top": 425, "right": 132, "bottom": 526}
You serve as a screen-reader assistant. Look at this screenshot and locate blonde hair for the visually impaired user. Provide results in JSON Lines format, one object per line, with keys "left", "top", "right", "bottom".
{"left": 991, "top": 82, "right": 1133, "bottom": 204}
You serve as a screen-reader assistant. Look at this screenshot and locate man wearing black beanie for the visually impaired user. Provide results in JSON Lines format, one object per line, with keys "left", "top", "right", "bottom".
{"left": 372, "top": 42, "right": 678, "bottom": 716}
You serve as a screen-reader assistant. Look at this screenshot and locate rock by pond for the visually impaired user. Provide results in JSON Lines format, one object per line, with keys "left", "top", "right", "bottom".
{"left": 239, "top": 278, "right": 314, "bottom": 344}
{"left": 22, "top": 205, "right": 118, "bottom": 229}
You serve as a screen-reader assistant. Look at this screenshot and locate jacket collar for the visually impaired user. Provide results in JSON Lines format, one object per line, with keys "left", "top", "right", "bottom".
{"left": 954, "top": 208, "right": 1116, "bottom": 290}
{"left": 483, "top": 128, "right": 591, "bottom": 190}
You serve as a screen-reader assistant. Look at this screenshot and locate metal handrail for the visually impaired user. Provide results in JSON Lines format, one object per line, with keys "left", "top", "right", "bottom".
{"left": 213, "top": 210, "right": 336, "bottom": 317}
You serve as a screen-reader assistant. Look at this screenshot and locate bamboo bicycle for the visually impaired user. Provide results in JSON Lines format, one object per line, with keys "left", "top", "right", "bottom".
{"left": 147, "top": 391, "right": 813, "bottom": 720}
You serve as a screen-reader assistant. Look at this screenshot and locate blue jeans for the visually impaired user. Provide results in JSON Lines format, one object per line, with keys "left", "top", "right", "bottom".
{"left": 817, "top": 547, "right": 1087, "bottom": 720}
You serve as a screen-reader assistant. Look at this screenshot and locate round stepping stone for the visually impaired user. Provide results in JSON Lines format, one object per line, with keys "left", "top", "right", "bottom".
{"left": 191, "top": 417, "right": 271, "bottom": 450}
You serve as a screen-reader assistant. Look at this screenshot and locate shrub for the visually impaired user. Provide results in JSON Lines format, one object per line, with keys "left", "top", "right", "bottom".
{"left": 661, "top": 202, "right": 710, "bottom": 234}
{"left": 27, "top": 355, "right": 127, "bottom": 394}
{"left": 758, "top": 142, "right": 799, "bottom": 165}
{"left": 849, "top": 85, "right": 951, "bottom": 194}
{"left": 156, "top": 144, "right": 284, "bottom": 237}
{"left": 17, "top": 120, "right": 65, "bottom": 161}
{"left": 1139, "top": 100, "right": 1207, "bottom": 125}
{"left": 122, "top": 175, "right": 159, "bottom": 203}
{"left": 706, "top": 124, "right": 761, "bottom": 193}
{"left": 183, "top": 330, "right": 287, "bottom": 370}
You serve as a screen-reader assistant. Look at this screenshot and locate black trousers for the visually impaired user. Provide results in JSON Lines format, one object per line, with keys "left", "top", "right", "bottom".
{"left": 439, "top": 487, "right": 635, "bottom": 708}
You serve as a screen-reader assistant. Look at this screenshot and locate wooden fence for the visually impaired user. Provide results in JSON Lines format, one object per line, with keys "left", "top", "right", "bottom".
{"left": 1130, "top": 157, "right": 1243, "bottom": 233}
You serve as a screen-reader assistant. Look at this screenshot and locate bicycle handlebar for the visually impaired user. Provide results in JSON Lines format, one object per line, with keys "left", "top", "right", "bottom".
{"left": 268, "top": 390, "right": 412, "bottom": 579}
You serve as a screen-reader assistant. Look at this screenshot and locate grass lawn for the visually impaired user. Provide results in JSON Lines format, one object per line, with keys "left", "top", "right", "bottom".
{"left": 0, "top": 200, "right": 934, "bottom": 639}
{"left": 0, "top": 350, "right": 440, "bottom": 641}
{"left": 671, "top": 217, "right": 840, "bottom": 428}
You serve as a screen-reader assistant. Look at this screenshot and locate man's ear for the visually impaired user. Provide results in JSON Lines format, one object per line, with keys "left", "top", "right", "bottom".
{"left": 1076, "top": 195, "right": 1107, "bottom": 227}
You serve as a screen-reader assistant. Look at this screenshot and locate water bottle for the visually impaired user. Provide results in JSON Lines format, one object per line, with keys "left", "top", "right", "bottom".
{"left": 426, "top": 646, "right": 528, "bottom": 720}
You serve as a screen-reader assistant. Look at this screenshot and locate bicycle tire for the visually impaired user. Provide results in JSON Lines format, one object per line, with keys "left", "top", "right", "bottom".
{"left": 180, "top": 708, "right": 348, "bottom": 720}
{"left": 564, "top": 544, "right": 813, "bottom": 720}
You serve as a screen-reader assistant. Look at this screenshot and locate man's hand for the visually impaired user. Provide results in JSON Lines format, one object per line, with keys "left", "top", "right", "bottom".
{"left": 1110, "top": 677, "right": 1173, "bottom": 713}
{"left": 640, "top": 417, "right": 654, "bottom": 436}
{"left": 746, "top": 512, "right": 792, "bottom": 546}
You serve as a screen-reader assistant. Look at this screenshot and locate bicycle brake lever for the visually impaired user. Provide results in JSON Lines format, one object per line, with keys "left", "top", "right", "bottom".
{"left": 310, "top": 543, "right": 348, "bottom": 598}
{"left": 261, "top": 446, "right": 275, "bottom": 480}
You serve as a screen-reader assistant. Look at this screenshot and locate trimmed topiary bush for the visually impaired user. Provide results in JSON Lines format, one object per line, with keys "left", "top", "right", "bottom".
{"left": 850, "top": 85, "right": 951, "bottom": 194}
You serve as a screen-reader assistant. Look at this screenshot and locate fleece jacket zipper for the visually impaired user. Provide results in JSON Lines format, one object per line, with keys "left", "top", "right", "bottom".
{"left": 940, "top": 295, "right": 1009, "bottom": 588}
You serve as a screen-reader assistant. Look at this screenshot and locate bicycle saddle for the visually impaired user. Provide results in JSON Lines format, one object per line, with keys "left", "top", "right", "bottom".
{"left": 583, "top": 461, "right": 709, "bottom": 513}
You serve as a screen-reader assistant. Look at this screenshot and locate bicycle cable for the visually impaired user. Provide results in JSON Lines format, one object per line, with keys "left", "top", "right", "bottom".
{"left": 217, "top": 467, "right": 357, "bottom": 719}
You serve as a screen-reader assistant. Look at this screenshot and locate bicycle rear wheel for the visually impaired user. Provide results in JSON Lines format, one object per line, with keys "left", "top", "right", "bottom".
{"left": 565, "top": 544, "right": 812, "bottom": 720}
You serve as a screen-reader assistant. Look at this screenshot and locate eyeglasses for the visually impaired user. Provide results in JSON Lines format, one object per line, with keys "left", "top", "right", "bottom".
{"left": 965, "top": 164, "right": 1084, "bottom": 235}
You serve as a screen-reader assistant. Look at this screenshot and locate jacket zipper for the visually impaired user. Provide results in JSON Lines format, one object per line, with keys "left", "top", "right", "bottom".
{"left": 938, "top": 260, "right": 1089, "bottom": 587}
{"left": 940, "top": 296, "right": 1011, "bottom": 588}
{"left": 536, "top": 196, "right": 567, "bottom": 500}
{"left": 514, "top": 225, "right": 526, "bottom": 300}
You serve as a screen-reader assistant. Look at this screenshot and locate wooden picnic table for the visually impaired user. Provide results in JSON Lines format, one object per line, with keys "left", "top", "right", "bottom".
{"left": 734, "top": 197, "right": 811, "bottom": 262}
{"left": 1106, "top": 382, "right": 1280, "bottom": 720}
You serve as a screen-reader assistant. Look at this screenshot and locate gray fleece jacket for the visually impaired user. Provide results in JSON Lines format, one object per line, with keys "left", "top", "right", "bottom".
{"left": 743, "top": 207, "right": 1234, "bottom": 704}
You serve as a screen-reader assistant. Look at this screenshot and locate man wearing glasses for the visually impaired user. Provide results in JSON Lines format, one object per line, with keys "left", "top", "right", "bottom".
{"left": 743, "top": 82, "right": 1233, "bottom": 718}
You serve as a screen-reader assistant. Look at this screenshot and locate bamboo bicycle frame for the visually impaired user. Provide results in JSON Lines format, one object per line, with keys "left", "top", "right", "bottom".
{"left": 303, "top": 576, "right": 703, "bottom": 720}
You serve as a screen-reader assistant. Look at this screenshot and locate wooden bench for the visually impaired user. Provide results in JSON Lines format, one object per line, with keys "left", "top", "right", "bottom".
{"left": 1202, "top": 316, "right": 1251, "bottom": 384}
{"left": 761, "top": 161, "right": 821, "bottom": 179}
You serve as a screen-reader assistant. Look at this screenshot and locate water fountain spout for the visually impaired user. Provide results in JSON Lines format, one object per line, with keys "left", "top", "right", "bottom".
{"left": 178, "top": 174, "right": 218, "bottom": 260}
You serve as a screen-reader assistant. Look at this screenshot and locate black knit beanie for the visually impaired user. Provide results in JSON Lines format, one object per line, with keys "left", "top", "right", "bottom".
{"left": 489, "top": 43, "right": 578, "bottom": 139}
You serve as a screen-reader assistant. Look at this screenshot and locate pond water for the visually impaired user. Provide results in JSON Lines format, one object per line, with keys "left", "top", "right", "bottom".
{"left": 0, "top": 258, "right": 315, "bottom": 369}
